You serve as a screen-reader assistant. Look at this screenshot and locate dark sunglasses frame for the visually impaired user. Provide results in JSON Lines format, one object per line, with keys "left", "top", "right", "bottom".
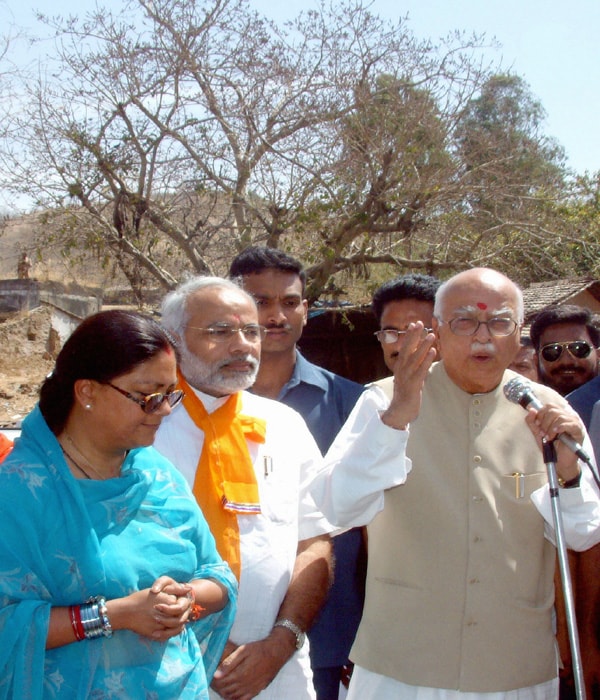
{"left": 104, "top": 382, "right": 184, "bottom": 414}
{"left": 540, "top": 340, "right": 593, "bottom": 363}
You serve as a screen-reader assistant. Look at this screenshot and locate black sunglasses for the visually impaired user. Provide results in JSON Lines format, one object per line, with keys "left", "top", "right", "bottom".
{"left": 540, "top": 341, "right": 593, "bottom": 363}
{"left": 105, "top": 382, "right": 184, "bottom": 414}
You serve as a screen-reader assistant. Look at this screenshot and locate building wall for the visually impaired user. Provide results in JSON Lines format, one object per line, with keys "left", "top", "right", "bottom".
{"left": 299, "top": 307, "right": 387, "bottom": 385}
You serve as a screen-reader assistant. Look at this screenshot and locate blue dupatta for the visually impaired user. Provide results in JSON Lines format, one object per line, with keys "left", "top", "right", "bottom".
{"left": 0, "top": 406, "right": 237, "bottom": 699}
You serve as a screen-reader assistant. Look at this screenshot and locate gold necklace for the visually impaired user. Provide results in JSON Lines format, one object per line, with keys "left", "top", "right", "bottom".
{"left": 63, "top": 433, "right": 123, "bottom": 480}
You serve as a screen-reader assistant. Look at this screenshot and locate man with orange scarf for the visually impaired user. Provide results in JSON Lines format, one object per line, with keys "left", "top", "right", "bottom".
{"left": 155, "top": 276, "right": 333, "bottom": 700}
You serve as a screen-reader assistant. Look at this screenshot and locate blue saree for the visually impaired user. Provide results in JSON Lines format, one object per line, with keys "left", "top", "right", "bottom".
{"left": 0, "top": 406, "right": 237, "bottom": 699}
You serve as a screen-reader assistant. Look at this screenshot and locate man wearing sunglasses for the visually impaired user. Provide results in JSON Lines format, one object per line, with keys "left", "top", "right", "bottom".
{"left": 154, "top": 276, "right": 334, "bottom": 700}
{"left": 530, "top": 305, "right": 600, "bottom": 699}
{"left": 529, "top": 305, "right": 600, "bottom": 398}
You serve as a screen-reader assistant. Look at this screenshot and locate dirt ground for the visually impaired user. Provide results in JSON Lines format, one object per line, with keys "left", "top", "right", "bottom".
{"left": 0, "top": 307, "right": 56, "bottom": 426}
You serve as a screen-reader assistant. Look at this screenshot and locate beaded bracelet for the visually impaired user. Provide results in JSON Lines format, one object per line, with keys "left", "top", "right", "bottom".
{"left": 187, "top": 588, "right": 206, "bottom": 622}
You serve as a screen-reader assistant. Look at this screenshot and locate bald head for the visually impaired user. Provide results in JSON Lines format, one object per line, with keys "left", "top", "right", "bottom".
{"left": 433, "top": 268, "right": 523, "bottom": 394}
{"left": 434, "top": 268, "right": 524, "bottom": 324}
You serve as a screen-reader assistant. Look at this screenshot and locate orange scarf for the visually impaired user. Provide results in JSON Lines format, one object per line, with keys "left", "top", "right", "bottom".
{"left": 0, "top": 433, "right": 13, "bottom": 463}
{"left": 178, "top": 371, "right": 266, "bottom": 580}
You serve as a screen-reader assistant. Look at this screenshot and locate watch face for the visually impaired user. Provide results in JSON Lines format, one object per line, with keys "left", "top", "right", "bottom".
{"left": 296, "top": 631, "right": 306, "bottom": 650}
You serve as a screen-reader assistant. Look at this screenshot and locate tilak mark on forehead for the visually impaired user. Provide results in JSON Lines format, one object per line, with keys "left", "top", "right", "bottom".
{"left": 477, "top": 302, "right": 487, "bottom": 310}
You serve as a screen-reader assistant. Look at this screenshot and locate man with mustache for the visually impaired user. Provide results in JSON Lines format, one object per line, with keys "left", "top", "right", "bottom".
{"left": 229, "top": 247, "right": 365, "bottom": 700}
{"left": 315, "top": 268, "right": 600, "bottom": 700}
{"left": 529, "top": 304, "right": 599, "bottom": 399}
{"left": 154, "top": 276, "right": 334, "bottom": 700}
{"left": 530, "top": 306, "right": 600, "bottom": 699}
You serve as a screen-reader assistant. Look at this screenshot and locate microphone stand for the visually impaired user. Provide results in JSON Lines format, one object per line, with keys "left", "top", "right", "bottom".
{"left": 543, "top": 438, "right": 586, "bottom": 700}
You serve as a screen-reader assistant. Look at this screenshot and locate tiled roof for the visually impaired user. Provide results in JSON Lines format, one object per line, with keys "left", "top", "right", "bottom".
{"left": 522, "top": 277, "right": 600, "bottom": 319}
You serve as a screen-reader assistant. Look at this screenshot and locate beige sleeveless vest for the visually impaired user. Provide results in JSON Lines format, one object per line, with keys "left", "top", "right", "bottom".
{"left": 351, "top": 364, "right": 560, "bottom": 691}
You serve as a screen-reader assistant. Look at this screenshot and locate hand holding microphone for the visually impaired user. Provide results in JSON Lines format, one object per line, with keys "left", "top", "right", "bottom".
{"left": 504, "top": 377, "right": 592, "bottom": 466}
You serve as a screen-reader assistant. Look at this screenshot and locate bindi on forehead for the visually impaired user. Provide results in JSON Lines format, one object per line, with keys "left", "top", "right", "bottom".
{"left": 477, "top": 302, "right": 487, "bottom": 310}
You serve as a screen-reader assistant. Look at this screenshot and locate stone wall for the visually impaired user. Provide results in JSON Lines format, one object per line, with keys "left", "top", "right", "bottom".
{"left": 0, "top": 279, "right": 100, "bottom": 321}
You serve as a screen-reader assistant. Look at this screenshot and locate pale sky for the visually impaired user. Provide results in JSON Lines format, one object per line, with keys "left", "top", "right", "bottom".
{"left": 5, "top": 0, "right": 600, "bottom": 175}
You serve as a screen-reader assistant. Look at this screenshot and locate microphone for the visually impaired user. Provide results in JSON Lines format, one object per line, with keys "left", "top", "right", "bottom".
{"left": 503, "top": 376, "right": 592, "bottom": 465}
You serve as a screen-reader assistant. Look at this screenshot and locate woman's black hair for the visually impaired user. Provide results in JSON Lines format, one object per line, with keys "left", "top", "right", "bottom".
{"left": 39, "top": 309, "right": 177, "bottom": 434}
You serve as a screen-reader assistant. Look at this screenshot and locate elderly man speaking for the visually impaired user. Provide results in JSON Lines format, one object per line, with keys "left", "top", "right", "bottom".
{"left": 316, "top": 268, "right": 600, "bottom": 700}
{"left": 154, "top": 276, "right": 333, "bottom": 700}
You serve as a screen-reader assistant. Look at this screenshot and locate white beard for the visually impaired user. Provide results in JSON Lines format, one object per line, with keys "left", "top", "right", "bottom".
{"left": 179, "top": 342, "right": 259, "bottom": 394}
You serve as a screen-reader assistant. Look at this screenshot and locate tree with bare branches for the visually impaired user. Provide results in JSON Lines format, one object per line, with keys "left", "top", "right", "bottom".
{"left": 0, "top": 0, "right": 595, "bottom": 303}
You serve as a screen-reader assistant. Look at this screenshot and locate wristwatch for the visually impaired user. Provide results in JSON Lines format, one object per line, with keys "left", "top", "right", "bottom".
{"left": 273, "top": 618, "right": 306, "bottom": 650}
{"left": 558, "top": 471, "right": 582, "bottom": 489}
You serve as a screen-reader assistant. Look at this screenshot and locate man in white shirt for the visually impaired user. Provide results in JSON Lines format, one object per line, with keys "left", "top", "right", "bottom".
{"left": 154, "top": 276, "right": 333, "bottom": 700}
{"left": 315, "top": 267, "right": 600, "bottom": 700}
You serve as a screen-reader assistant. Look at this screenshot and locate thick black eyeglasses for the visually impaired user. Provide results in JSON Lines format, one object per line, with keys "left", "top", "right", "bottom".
{"left": 374, "top": 328, "right": 433, "bottom": 344}
{"left": 105, "top": 382, "right": 184, "bottom": 414}
{"left": 540, "top": 341, "right": 593, "bottom": 363}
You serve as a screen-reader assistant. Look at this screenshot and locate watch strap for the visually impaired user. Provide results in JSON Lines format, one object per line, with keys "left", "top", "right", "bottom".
{"left": 558, "top": 471, "right": 582, "bottom": 489}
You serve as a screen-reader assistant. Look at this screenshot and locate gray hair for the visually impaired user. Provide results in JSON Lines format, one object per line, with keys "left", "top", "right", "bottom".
{"left": 160, "top": 276, "right": 255, "bottom": 337}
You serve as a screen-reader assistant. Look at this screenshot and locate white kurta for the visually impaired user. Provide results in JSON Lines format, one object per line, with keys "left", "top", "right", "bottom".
{"left": 347, "top": 666, "right": 557, "bottom": 700}
{"left": 155, "top": 388, "right": 333, "bottom": 700}
{"left": 319, "top": 380, "right": 600, "bottom": 548}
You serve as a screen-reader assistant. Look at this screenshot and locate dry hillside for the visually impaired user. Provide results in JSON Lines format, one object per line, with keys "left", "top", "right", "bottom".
{"left": 0, "top": 214, "right": 157, "bottom": 425}
{"left": 0, "top": 306, "right": 56, "bottom": 425}
{"left": 0, "top": 216, "right": 112, "bottom": 426}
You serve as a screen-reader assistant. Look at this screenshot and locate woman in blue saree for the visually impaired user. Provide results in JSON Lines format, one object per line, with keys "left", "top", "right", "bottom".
{"left": 0, "top": 310, "right": 237, "bottom": 699}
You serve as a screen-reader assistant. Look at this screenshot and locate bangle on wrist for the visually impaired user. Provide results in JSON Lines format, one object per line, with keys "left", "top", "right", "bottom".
{"left": 69, "top": 604, "right": 85, "bottom": 642}
{"left": 75, "top": 596, "right": 113, "bottom": 640}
